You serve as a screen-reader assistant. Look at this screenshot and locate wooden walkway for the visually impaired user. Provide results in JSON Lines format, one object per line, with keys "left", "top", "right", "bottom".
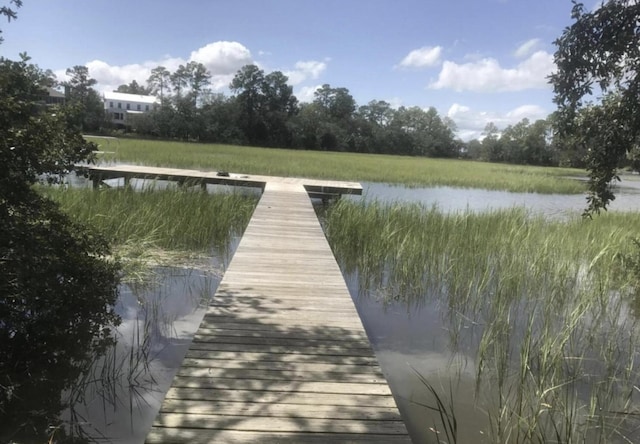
{"left": 143, "top": 178, "right": 410, "bottom": 443}
{"left": 78, "top": 164, "right": 363, "bottom": 199}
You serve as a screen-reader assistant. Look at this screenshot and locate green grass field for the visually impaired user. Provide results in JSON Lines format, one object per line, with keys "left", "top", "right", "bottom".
{"left": 87, "top": 137, "right": 587, "bottom": 194}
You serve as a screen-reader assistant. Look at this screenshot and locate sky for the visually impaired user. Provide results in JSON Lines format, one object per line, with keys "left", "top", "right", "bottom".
{"left": 1, "top": 0, "right": 592, "bottom": 140}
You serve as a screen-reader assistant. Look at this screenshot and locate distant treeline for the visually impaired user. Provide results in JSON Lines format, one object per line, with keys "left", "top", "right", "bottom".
{"left": 64, "top": 63, "right": 596, "bottom": 168}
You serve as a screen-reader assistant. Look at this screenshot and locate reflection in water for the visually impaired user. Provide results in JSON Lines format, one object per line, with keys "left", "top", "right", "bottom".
{"left": 61, "top": 266, "right": 221, "bottom": 443}
{"left": 322, "top": 193, "right": 640, "bottom": 443}
{"left": 346, "top": 271, "right": 640, "bottom": 443}
{"left": 345, "top": 272, "right": 486, "bottom": 443}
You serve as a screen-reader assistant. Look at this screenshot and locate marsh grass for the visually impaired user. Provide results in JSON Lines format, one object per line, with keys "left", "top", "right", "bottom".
{"left": 324, "top": 200, "right": 640, "bottom": 443}
{"left": 41, "top": 184, "right": 257, "bottom": 264}
{"left": 87, "top": 137, "right": 586, "bottom": 194}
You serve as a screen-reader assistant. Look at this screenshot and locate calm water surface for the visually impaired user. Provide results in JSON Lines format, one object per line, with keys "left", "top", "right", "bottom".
{"left": 355, "top": 176, "right": 640, "bottom": 217}
{"left": 60, "top": 265, "right": 226, "bottom": 443}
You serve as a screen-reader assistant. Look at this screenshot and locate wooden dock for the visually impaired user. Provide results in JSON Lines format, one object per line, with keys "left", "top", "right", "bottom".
{"left": 111, "top": 167, "right": 410, "bottom": 442}
{"left": 77, "top": 164, "right": 363, "bottom": 200}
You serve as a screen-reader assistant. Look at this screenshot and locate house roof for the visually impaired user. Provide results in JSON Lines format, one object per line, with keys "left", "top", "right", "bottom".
{"left": 103, "top": 91, "right": 158, "bottom": 104}
{"left": 47, "top": 87, "right": 65, "bottom": 98}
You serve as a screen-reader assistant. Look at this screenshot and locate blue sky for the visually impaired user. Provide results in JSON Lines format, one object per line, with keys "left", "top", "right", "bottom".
{"left": 2, "top": 0, "right": 586, "bottom": 140}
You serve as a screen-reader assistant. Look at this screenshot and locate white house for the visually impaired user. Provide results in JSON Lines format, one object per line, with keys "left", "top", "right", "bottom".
{"left": 103, "top": 91, "right": 159, "bottom": 126}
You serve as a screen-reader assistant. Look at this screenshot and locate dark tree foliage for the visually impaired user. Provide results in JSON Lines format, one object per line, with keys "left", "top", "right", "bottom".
{"left": 230, "top": 65, "right": 298, "bottom": 147}
{"left": 0, "top": 54, "right": 120, "bottom": 443}
{"left": 551, "top": 0, "right": 640, "bottom": 214}
{"left": 115, "top": 79, "right": 150, "bottom": 95}
{"left": 63, "top": 65, "right": 106, "bottom": 132}
{"left": 146, "top": 65, "right": 171, "bottom": 104}
{"left": 132, "top": 63, "right": 561, "bottom": 163}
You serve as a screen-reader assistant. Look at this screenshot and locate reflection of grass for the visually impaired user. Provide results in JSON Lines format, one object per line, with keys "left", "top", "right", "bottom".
{"left": 411, "top": 366, "right": 457, "bottom": 444}
{"left": 113, "top": 238, "right": 221, "bottom": 286}
{"left": 325, "top": 200, "right": 640, "bottom": 443}
{"left": 63, "top": 268, "right": 216, "bottom": 441}
{"left": 86, "top": 136, "right": 586, "bottom": 194}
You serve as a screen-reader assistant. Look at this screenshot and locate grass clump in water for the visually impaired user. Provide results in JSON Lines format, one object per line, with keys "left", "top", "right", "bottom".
{"left": 41, "top": 185, "right": 258, "bottom": 282}
{"left": 324, "top": 199, "right": 640, "bottom": 443}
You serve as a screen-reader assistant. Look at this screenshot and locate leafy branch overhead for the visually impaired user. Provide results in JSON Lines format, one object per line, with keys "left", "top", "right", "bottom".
{"left": 1, "top": 5, "right": 122, "bottom": 441}
{"left": 0, "top": 0, "right": 22, "bottom": 42}
{"left": 551, "top": 0, "right": 640, "bottom": 215}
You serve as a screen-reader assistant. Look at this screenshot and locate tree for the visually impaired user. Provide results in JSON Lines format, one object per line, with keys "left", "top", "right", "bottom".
{"left": 389, "top": 106, "right": 458, "bottom": 157}
{"left": 310, "top": 84, "right": 357, "bottom": 151}
{"left": 356, "top": 100, "right": 396, "bottom": 153}
{"left": 501, "top": 119, "right": 531, "bottom": 164}
{"left": 186, "top": 61, "right": 211, "bottom": 106}
{"left": 115, "top": 79, "right": 150, "bottom": 95}
{"left": 199, "top": 93, "right": 244, "bottom": 144}
{"left": 260, "top": 70, "right": 298, "bottom": 147}
{"left": 465, "top": 138, "right": 483, "bottom": 160}
{"left": 147, "top": 65, "right": 171, "bottom": 103}
{"left": 1, "top": 19, "right": 121, "bottom": 441}
{"left": 481, "top": 122, "right": 504, "bottom": 162}
{"left": 313, "top": 84, "right": 356, "bottom": 121}
{"left": 551, "top": 0, "right": 640, "bottom": 214}
{"left": 230, "top": 65, "right": 299, "bottom": 146}
{"left": 63, "top": 65, "right": 104, "bottom": 132}
{"left": 230, "top": 64, "right": 266, "bottom": 143}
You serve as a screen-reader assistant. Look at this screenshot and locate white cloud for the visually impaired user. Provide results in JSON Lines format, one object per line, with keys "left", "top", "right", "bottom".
{"left": 57, "top": 41, "right": 328, "bottom": 95}
{"left": 285, "top": 60, "right": 327, "bottom": 85}
{"left": 57, "top": 41, "right": 254, "bottom": 93}
{"left": 447, "top": 102, "right": 548, "bottom": 140}
{"left": 430, "top": 50, "right": 555, "bottom": 92}
{"left": 189, "top": 41, "right": 253, "bottom": 91}
{"left": 398, "top": 46, "right": 442, "bottom": 69}
{"left": 189, "top": 41, "right": 253, "bottom": 75}
{"left": 514, "top": 38, "right": 541, "bottom": 58}
{"left": 387, "top": 97, "right": 403, "bottom": 109}
{"left": 295, "top": 84, "right": 322, "bottom": 103}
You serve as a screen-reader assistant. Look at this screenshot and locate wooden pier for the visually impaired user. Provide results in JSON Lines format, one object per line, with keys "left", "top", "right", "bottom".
{"left": 78, "top": 164, "right": 363, "bottom": 200}
{"left": 86, "top": 165, "right": 409, "bottom": 443}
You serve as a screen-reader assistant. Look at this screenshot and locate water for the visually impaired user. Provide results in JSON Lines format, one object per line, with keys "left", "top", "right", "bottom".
{"left": 345, "top": 274, "right": 484, "bottom": 443}
{"left": 61, "top": 266, "right": 223, "bottom": 443}
{"left": 353, "top": 176, "right": 640, "bottom": 218}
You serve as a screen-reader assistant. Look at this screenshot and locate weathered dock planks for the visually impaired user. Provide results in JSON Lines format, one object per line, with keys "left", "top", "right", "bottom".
{"left": 77, "top": 164, "right": 362, "bottom": 199}
{"left": 145, "top": 180, "right": 410, "bottom": 443}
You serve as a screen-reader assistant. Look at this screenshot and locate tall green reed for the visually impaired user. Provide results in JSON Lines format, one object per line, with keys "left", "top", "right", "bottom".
{"left": 41, "top": 184, "right": 257, "bottom": 254}
{"left": 324, "top": 199, "right": 640, "bottom": 443}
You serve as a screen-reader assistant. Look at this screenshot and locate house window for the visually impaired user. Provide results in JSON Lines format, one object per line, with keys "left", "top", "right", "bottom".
{"left": 126, "top": 103, "right": 130, "bottom": 110}
{"left": 137, "top": 104, "right": 141, "bottom": 111}
{"left": 117, "top": 102, "right": 121, "bottom": 109}
{"left": 109, "top": 101, "right": 113, "bottom": 108}
{"left": 145, "top": 105, "right": 149, "bottom": 111}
